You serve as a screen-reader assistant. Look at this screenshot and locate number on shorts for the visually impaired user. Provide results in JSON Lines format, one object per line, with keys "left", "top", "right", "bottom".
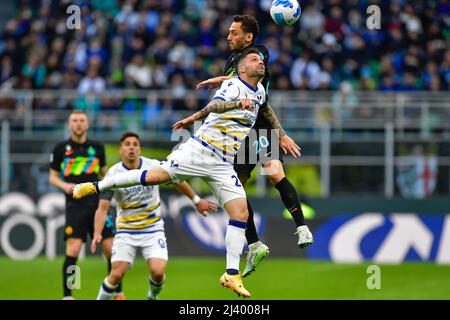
{"left": 231, "top": 175, "right": 242, "bottom": 187}
{"left": 158, "top": 239, "right": 166, "bottom": 248}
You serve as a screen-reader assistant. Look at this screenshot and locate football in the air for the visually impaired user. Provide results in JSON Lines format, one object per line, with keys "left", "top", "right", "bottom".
{"left": 270, "top": 0, "right": 301, "bottom": 26}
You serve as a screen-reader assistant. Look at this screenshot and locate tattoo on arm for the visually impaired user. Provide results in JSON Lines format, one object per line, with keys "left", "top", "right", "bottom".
{"left": 196, "top": 100, "right": 240, "bottom": 119}
{"left": 261, "top": 103, "right": 286, "bottom": 137}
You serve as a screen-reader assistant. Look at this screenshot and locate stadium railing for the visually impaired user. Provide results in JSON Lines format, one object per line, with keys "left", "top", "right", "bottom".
{"left": 1, "top": 89, "right": 449, "bottom": 197}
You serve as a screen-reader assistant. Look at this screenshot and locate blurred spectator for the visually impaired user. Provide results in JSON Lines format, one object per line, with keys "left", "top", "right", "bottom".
{"left": 0, "top": 55, "right": 15, "bottom": 86}
{"left": 77, "top": 66, "right": 106, "bottom": 95}
{"left": 124, "top": 54, "right": 152, "bottom": 88}
{"left": 168, "top": 41, "right": 195, "bottom": 70}
{"left": 324, "top": 6, "right": 345, "bottom": 40}
{"left": 379, "top": 75, "right": 401, "bottom": 92}
{"left": 97, "top": 96, "right": 121, "bottom": 131}
{"left": 300, "top": 5, "right": 325, "bottom": 38}
{"left": 170, "top": 73, "right": 188, "bottom": 110}
{"left": 143, "top": 94, "right": 162, "bottom": 128}
{"left": 21, "top": 53, "right": 47, "bottom": 88}
{"left": 290, "top": 51, "right": 322, "bottom": 90}
{"left": 331, "top": 81, "right": 358, "bottom": 128}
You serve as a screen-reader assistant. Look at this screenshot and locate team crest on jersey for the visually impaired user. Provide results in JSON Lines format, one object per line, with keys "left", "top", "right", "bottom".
{"left": 170, "top": 160, "right": 179, "bottom": 168}
{"left": 65, "top": 145, "right": 73, "bottom": 156}
{"left": 88, "top": 146, "right": 96, "bottom": 156}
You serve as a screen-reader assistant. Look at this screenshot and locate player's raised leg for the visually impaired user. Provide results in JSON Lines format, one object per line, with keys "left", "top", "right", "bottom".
{"left": 219, "top": 197, "right": 251, "bottom": 297}
{"left": 264, "top": 160, "right": 313, "bottom": 248}
{"left": 73, "top": 167, "right": 172, "bottom": 199}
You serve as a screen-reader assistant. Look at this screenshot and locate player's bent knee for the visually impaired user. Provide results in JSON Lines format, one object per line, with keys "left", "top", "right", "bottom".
{"left": 66, "top": 238, "right": 82, "bottom": 257}
{"left": 235, "top": 207, "right": 249, "bottom": 222}
{"left": 224, "top": 198, "right": 248, "bottom": 222}
{"left": 233, "top": 202, "right": 249, "bottom": 222}
{"left": 264, "top": 160, "right": 285, "bottom": 185}
{"left": 267, "top": 164, "right": 285, "bottom": 185}
{"left": 151, "top": 270, "right": 165, "bottom": 282}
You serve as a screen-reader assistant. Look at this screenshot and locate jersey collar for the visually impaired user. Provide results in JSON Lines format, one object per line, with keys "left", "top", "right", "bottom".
{"left": 122, "top": 158, "right": 142, "bottom": 170}
{"left": 238, "top": 77, "right": 258, "bottom": 93}
{"left": 69, "top": 138, "right": 88, "bottom": 147}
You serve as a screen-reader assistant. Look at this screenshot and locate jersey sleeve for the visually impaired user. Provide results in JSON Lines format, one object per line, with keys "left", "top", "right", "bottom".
{"left": 49, "top": 143, "right": 63, "bottom": 172}
{"left": 99, "top": 190, "right": 114, "bottom": 201}
{"left": 212, "top": 80, "right": 240, "bottom": 101}
{"left": 99, "top": 167, "right": 114, "bottom": 201}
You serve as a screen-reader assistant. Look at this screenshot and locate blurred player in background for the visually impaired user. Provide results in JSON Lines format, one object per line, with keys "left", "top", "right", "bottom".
{"left": 91, "top": 132, "right": 217, "bottom": 300}
{"left": 73, "top": 48, "right": 269, "bottom": 297}
{"left": 196, "top": 15, "right": 313, "bottom": 277}
{"left": 49, "top": 110, "right": 122, "bottom": 300}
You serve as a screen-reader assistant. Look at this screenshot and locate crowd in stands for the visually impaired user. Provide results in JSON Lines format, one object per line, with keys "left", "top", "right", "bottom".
{"left": 1, "top": 0, "right": 448, "bottom": 92}
{"left": 0, "top": 0, "right": 448, "bottom": 130}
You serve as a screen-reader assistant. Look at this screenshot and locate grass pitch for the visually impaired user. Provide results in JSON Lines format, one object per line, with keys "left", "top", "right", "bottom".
{"left": 0, "top": 257, "right": 449, "bottom": 300}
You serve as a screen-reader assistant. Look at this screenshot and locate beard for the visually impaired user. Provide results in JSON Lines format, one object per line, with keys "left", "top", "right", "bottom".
{"left": 251, "top": 68, "right": 265, "bottom": 79}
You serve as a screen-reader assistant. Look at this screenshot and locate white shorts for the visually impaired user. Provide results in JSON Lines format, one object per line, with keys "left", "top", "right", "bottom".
{"left": 159, "top": 138, "right": 247, "bottom": 206}
{"left": 111, "top": 231, "right": 168, "bottom": 266}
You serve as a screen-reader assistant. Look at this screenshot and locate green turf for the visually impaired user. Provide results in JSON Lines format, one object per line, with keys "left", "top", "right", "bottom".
{"left": 0, "top": 257, "right": 449, "bottom": 300}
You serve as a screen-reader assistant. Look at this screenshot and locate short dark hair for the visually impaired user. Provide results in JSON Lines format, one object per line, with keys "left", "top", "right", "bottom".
{"left": 233, "top": 15, "right": 259, "bottom": 42}
{"left": 120, "top": 131, "right": 140, "bottom": 143}
{"left": 236, "top": 47, "right": 262, "bottom": 73}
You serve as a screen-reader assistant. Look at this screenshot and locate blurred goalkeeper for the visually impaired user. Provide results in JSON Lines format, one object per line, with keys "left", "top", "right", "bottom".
{"left": 49, "top": 110, "right": 120, "bottom": 300}
{"left": 196, "top": 15, "right": 313, "bottom": 277}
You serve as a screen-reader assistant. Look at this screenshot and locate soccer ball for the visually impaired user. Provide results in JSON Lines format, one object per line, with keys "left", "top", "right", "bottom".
{"left": 270, "top": 0, "right": 301, "bottom": 26}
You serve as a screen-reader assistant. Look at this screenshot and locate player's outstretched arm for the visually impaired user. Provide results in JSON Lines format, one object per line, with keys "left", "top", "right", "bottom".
{"left": 91, "top": 199, "right": 110, "bottom": 253}
{"left": 196, "top": 76, "right": 233, "bottom": 91}
{"left": 172, "top": 181, "right": 218, "bottom": 217}
{"left": 261, "top": 103, "right": 301, "bottom": 158}
{"left": 172, "top": 98, "right": 254, "bottom": 130}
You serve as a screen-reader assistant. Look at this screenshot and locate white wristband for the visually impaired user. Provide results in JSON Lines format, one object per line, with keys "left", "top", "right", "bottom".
{"left": 192, "top": 195, "right": 201, "bottom": 205}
